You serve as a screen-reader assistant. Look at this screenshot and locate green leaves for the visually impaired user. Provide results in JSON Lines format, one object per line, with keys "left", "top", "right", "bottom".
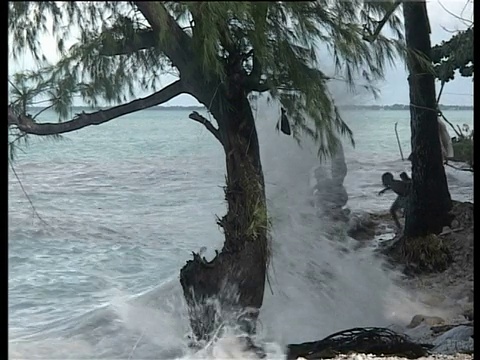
{"left": 431, "top": 27, "right": 474, "bottom": 83}
{"left": 9, "top": 3, "right": 174, "bottom": 118}
{"left": 9, "top": 1, "right": 405, "bottom": 160}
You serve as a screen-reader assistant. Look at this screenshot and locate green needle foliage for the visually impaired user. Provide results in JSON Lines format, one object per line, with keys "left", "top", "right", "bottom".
{"left": 9, "top": 1, "right": 405, "bottom": 159}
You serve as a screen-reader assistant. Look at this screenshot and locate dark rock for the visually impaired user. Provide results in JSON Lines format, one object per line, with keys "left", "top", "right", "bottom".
{"left": 347, "top": 212, "right": 377, "bottom": 241}
{"left": 432, "top": 325, "right": 474, "bottom": 354}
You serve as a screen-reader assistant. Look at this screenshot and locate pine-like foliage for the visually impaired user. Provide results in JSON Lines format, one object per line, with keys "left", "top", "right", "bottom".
{"left": 9, "top": 1, "right": 405, "bottom": 158}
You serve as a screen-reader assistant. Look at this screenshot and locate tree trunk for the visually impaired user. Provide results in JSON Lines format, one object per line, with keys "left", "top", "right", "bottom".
{"left": 179, "top": 91, "right": 268, "bottom": 342}
{"left": 403, "top": 1, "right": 453, "bottom": 238}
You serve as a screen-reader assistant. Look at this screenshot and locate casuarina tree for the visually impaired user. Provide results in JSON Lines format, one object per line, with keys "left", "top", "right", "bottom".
{"left": 365, "top": 0, "right": 463, "bottom": 272}
{"left": 402, "top": 1, "right": 454, "bottom": 237}
{"left": 8, "top": 1, "right": 403, "bottom": 342}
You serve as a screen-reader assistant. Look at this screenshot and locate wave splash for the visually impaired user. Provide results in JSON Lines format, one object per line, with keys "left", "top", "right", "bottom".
{"left": 9, "top": 99, "right": 442, "bottom": 359}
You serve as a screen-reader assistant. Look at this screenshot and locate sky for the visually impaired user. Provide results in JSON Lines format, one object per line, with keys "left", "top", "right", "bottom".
{"left": 8, "top": 0, "right": 473, "bottom": 107}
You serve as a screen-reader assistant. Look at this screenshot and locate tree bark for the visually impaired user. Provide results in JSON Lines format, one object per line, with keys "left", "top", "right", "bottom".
{"left": 180, "top": 88, "right": 268, "bottom": 342}
{"left": 403, "top": 1, "right": 453, "bottom": 237}
{"left": 8, "top": 80, "right": 185, "bottom": 135}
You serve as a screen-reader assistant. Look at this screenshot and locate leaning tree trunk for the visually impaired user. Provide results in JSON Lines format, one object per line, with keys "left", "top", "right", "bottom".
{"left": 180, "top": 86, "right": 268, "bottom": 342}
{"left": 403, "top": 1, "right": 453, "bottom": 237}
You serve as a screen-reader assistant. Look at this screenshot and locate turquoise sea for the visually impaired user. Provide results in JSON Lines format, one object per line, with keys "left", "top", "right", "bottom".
{"left": 8, "top": 103, "right": 473, "bottom": 359}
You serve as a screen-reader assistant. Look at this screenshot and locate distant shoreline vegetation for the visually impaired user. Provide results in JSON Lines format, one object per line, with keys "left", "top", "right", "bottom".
{"left": 27, "top": 104, "right": 472, "bottom": 113}
{"left": 338, "top": 104, "right": 473, "bottom": 111}
{"left": 26, "top": 105, "right": 207, "bottom": 113}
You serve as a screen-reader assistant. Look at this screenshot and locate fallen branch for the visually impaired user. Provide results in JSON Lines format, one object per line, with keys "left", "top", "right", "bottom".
{"left": 188, "top": 111, "right": 223, "bottom": 145}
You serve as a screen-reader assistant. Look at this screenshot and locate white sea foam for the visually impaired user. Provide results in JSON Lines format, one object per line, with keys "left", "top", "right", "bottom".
{"left": 8, "top": 98, "right": 472, "bottom": 359}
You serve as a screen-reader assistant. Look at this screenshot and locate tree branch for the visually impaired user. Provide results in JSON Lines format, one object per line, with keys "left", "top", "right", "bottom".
{"left": 188, "top": 111, "right": 223, "bottom": 145}
{"left": 8, "top": 80, "right": 185, "bottom": 136}
{"left": 363, "top": 0, "right": 402, "bottom": 43}
{"left": 133, "top": 2, "right": 193, "bottom": 71}
{"left": 248, "top": 1, "right": 269, "bottom": 79}
{"left": 9, "top": 159, "right": 51, "bottom": 227}
{"left": 445, "top": 162, "right": 474, "bottom": 172}
{"left": 439, "top": 112, "right": 463, "bottom": 138}
{"left": 438, "top": 0, "right": 473, "bottom": 26}
{"left": 99, "top": 30, "right": 156, "bottom": 56}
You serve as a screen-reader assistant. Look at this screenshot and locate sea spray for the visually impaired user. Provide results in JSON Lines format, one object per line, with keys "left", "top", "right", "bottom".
{"left": 8, "top": 99, "right": 469, "bottom": 359}
{"left": 256, "top": 99, "right": 444, "bottom": 346}
{"left": 109, "top": 98, "right": 448, "bottom": 359}
{"left": 115, "top": 99, "right": 444, "bottom": 359}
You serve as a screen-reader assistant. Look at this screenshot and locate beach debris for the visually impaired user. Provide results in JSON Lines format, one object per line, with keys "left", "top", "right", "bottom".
{"left": 286, "top": 327, "right": 432, "bottom": 359}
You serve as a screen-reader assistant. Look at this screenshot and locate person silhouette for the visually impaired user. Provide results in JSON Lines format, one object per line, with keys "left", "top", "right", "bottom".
{"left": 378, "top": 172, "right": 411, "bottom": 229}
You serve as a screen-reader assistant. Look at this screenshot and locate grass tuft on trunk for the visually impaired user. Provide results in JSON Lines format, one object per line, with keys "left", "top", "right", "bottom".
{"left": 385, "top": 234, "right": 452, "bottom": 274}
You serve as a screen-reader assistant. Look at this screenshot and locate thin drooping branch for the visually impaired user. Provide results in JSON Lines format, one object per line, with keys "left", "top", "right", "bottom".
{"left": 445, "top": 162, "right": 474, "bottom": 172}
{"left": 438, "top": 0, "right": 473, "bottom": 26}
{"left": 363, "top": 0, "right": 402, "bottom": 43}
{"left": 8, "top": 80, "right": 185, "bottom": 136}
{"left": 9, "top": 159, "right": 51, "bottom": 227}
{"left": 439, "top": 112, "right": 463, "bottom": 138}
{"left": 99, "top": 30, "right": 156, "bottom": 56}
{"left": 436, "top": 82, "right": 463, "bottom": 138}
{"left": 188, "top": 111, "right": 223, "bottom": 145}
{"left": 33, "top": 102, "right": 57, "bottom": 120}
{"left": 8, "top": 132, "right": 28, "bottom": 147}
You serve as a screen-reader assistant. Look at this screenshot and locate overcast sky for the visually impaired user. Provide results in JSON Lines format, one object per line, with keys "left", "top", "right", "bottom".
{"left": 8, "top": 0, "right": 473, "bottom": 107}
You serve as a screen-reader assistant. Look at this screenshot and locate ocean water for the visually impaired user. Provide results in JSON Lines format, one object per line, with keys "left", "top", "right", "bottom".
{"left": 8, "top": 101, "right": 473, "bottom": 359}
